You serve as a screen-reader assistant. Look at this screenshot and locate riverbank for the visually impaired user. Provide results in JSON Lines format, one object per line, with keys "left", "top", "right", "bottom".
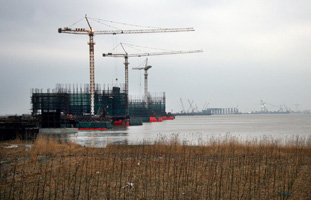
{"left": 1, "top": 135, "right": 310, "bottom": 199}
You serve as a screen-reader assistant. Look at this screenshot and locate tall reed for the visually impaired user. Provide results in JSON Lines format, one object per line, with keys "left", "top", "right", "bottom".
{"left": 0, "top": 135, "right": 310, "bottom": 199}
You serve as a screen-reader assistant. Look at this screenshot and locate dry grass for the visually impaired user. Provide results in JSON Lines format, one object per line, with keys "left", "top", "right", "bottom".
{"left": 1, "top": 135, "right": 311, "bottom": 199}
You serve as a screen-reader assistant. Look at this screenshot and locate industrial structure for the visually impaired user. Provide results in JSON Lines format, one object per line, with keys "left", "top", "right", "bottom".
{"left": 32, "top": 84, "right": 127, "bottom": 117}
{"left": 133, "top": 58, "right": 152, "bottom": 109}
{"left": 129, "top": 93, "right": 166, "bottom": 122}
{"left": 58, "top": 15, "right": 194, "bottom": 116}
{"left": 176, "top": 98, "right": 240, "bottom": 115}
{"left": 31, "top": 84, "right": 169, "bottom": 127}
{"left": 103, "top": 43, "right": 202, "bottom": 115}
{"left": 203, "top": 108, "right": 239, "bottom": 115}
{"left": 254, "top": 100, "right": 290, "bottom": 114}
{"left": 27, "top": 16, "right": 200, "bottom": 129}
{"left": 31, "top": 84, "right": 126, "bottom": 128}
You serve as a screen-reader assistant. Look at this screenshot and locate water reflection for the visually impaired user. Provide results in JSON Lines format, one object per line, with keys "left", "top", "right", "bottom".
{"left": 40, "top": 114, "right": 311, "bottom": 147}
{"left": 67, "top": 127, "right": 128, "bottom": 147}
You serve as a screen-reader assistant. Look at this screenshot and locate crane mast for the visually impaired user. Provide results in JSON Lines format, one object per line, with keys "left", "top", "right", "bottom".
{"left": 133, "top": 58, "right": 152, "bottom": 108}
{"left": 120, "top": 44, "right": 130, "bottom": 114}
{"left": 85, "top": 16, "right": 96, "bottom": 116}
{"left": 89, "top": 35, "right": 95, "bottom": 115}
{"left": 58, "top": 16, "right": 194, "bottom": 116}
{"left": 124, "top": 55, "right": 129, "bottom": 115}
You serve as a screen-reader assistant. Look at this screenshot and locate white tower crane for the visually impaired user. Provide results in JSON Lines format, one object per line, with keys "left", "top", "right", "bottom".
{"left": 103, "top": 45, "right": 202, "bottom": 115}
{"left": 58, "top": 15, "right": 194, "bottom": 116}
{"left": 132, "top": 58, "right": 152, "bottom": 108}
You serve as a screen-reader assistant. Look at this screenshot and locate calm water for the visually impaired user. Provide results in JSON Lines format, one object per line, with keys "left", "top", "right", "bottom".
{"left": 48, "top": 114, "right": 311, "bottom": 147}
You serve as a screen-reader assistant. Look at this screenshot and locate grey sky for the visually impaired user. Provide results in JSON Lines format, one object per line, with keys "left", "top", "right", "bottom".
{"left": 0, "top": 0, "right": 310, "bottom": 115}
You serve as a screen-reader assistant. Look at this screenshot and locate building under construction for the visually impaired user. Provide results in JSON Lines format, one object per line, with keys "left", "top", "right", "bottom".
{"left": 129, "top": 93, "right": 166, "bottom": 121}
{"left": 31, "top": 84, "right": 167, "bottom": 127}
{"left": 31, "top": 84, "right": 127, "bottom": 128}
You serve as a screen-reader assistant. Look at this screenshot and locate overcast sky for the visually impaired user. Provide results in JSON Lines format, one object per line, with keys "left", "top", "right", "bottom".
{"left": 0, "top": 0, "right": 310, "bottom": 115}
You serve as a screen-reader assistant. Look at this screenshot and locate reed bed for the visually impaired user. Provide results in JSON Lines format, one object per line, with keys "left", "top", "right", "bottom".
{"left": 1, "top": 135, "right": 310, "bottom": 199}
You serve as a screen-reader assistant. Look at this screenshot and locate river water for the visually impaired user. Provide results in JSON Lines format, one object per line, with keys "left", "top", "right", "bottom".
{"left": 57, "top": 114, "right": 311, "bottom": 147}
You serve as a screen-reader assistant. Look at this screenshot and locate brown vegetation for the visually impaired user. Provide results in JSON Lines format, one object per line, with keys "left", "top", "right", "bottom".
{"left": 1, "top": 135, "right": 311, "bottom": 199}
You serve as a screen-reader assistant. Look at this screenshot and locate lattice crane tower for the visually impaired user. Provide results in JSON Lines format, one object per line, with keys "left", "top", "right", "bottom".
{"left": 132, "top": 58, "right": 152, "bottom": 108}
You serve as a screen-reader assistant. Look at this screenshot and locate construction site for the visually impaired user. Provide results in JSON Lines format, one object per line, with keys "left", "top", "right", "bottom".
{"left": 176, "top": 98, "right": 240, "bottom": 116}
{"left": 31, "top": 84, "right": 169, "bottom": 128}
{"left": 26, "top": 15, "right": 201, "bottom": 129}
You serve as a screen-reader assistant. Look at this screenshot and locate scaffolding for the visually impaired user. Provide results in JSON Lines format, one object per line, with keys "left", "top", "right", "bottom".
{"left": 129, "top": 92, "right": 166, "bottom": 117}
{"left": 31, "top": 84, "right": 167, "bottom": 127}
{"left": 31, "top": 84, "right": 127, "bottom": 119}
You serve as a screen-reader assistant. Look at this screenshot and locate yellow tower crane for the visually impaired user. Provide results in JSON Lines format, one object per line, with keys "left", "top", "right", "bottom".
{"left": 103, "top": 44, "right": 202, "bottom": 115}
{"left": 58, "top": 15, "right": 194, "bottom": 116}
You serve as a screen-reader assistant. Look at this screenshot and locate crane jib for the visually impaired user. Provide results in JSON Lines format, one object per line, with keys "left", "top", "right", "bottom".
{"left": 58, "top": 28, "right": 194, "bottom": 35}
{"left": 102, "top": 50, "right": 203, "bottom": 58}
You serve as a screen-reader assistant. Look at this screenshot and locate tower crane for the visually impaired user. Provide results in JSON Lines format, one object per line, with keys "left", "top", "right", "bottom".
{"left": 180, "top": 98, "right": 186, "bottom": 113}
{"left": 103, "top": 44, "right": 202, "bottom": 115}
{"left": 202, "top": 102, "right": 209, "bottom": 111}
{"left": 58, "top": 15, "right": 194, "bottom": 116}
{"left": 132, "top": 58, "right": 152, "bottom": 108}
{"left": 188, "top": 99, "right": 194, "bottom": 113}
